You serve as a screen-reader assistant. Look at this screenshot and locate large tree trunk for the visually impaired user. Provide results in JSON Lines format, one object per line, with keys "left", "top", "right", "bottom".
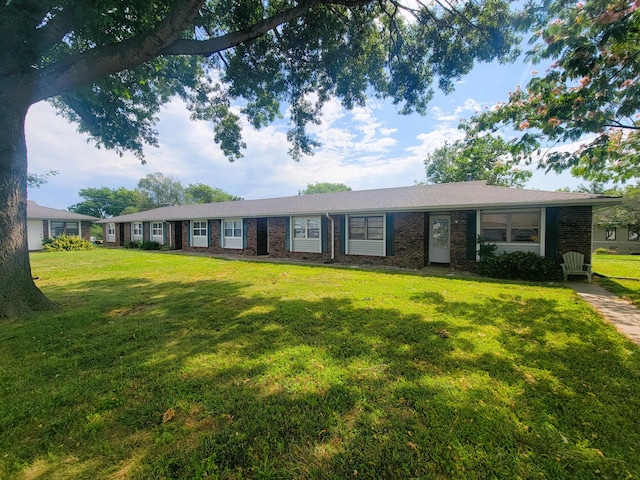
{"left": 0, "top": 95, "right": 56, "bottom": 318}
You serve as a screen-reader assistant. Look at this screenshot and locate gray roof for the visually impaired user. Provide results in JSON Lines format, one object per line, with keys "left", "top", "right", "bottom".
{"left": 98, "top": 181, "right": 620, "bottom": 223}
{"left": 27, "top": 201, "right": 99, "bottom": 222}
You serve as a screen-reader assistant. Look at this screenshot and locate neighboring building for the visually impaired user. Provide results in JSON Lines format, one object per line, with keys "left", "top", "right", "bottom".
{"left": 27, "top": 200, "right": 98, "bottom": 250}
{"left": 99, "top": 181, "right": 619, "bottom": 272}
{"left": 593, "top": 225, "right": 640, "bottom": 254}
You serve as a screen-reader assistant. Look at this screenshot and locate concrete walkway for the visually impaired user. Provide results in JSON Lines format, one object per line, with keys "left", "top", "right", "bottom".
{"left": 570, "top": 282, "right": 640, "bottom": 345}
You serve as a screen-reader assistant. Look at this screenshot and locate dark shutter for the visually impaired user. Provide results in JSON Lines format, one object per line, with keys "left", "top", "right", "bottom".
{"left": 466, "top": 211, "right": 477, "bottom": 260}
{"left": 219, "top": 219, "right": 224, "bottom": 247}
{"left": 545, "top": 207, "right": 560, "bottom": 261}
{"left": 207, "top": 220, "right": 212, "bottom": 247}
{"left": 321, "top": 216, "right": 328, "bottom": 253}
{"left": 186, "top": 221, "right": 191, "bottom": 246}
{"left": 385, "top": 214, "right": 394, "bottom": 256}
{"left": 339, "top": 216, "right": 346, "bottom": 254}
{"left": 285, "top": 218, "right": 290, "bottom": 251}
{"left": 242, "top": 219, "right": 248, "bottom": 249}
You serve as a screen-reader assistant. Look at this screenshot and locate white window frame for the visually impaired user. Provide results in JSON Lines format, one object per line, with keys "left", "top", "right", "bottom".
{"left": 346, "top": 214, "right": 385, "bottom": 256}
{"left": 292, "top": 216, "right": 321, "bottom": 253}
{"left": 479, "top": 209, "right": 545, "bottom": 257}
{"left": 106, "top": 222, "right": 116, "bottom": 243}
{"left": 222, "top": 218, "right": 243, "bottom": 249}
{"left": 132, "top": 222, "right": 143, "bottom": 241}
{"left": 480, "top": 210, "right": 541, "bottom": 244}
{"left": 191, "top": 220, "right": 209, "bottom": 247}
{"left": 151, "top": 221, "right": 164, "bottom": 244}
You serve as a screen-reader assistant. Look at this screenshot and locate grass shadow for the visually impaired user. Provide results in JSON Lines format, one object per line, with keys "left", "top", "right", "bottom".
{"left": 2, "top": 258, "right": 640, "bottom": 479}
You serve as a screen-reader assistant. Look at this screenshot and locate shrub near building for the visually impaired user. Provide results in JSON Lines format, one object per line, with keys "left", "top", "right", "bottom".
{"left": 476, "top": 251, "right": 563, "bottom": 282}
{"left": 42, "top": 235, "right": 95, "bottom": 252}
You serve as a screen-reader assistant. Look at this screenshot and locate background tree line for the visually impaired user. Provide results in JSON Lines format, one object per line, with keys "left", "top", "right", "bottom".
{"left": 67, "top": 176, "right": 352, "bottom": 218}
{"left": 68, "top": 172, "right": 243, "bottom": 218}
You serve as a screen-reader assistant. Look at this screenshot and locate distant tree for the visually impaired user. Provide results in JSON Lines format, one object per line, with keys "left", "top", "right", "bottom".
{"left": 299, "top": 182, "right": 352, "bottom": 195}
{"left": 90, "top": 224, "right": 103, "bottom": 241}
{"left": 461, "top": 0, "right": 640, "bottom": 183}
{"left": 557, "top": 182, "right": 607, "bottom": 194}
{"left": 575, "top": 182, "right": 607, "bottom": 194}
{"left": 69, "top": 187, "right": 139, "bottom": 218}
{"left": 137, "top": 173, "right": 184, "bottom": 207}
{"left": 424, "top": 138, "right": 532, "bottom": 187}
{"left": 185, "top": 184, "right": 243, "bottom": 203}
{"left": 27, "top": 170, "right": 58, "bottom": 189}
{"left": 594, "top": 185, "right": 639, "bottom": 227}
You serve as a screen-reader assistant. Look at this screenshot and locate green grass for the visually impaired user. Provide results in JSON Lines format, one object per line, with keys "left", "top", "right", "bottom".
{"left": 593, "top": 254, "right": 640, "bottom": 279}
{"left": 592, "top": 254, "right": 640, "bottom": 308}
{"left": 1, "top": 249, "right": 639, "bottom": 479}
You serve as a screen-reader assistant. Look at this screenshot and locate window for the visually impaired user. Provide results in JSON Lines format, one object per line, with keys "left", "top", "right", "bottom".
{"left": 191, "top": 220, "right": 208, "bottom": 247}
{"left": 349, "top": 216, "right": 383, "bottom": 240}
{"left": 192, "top": 221, "right": 208, "bottom": 237}
{"left": 606, "top": 227, "right": 616, "bottom": 241}
{"left": 224, "top": 219, "right": 242, "bottom": 238}
{"left": 152, "top": 222, "right": 163, "bottom": 237}
{"left": 294, "top": 218, "right": 320, "bottom": 238}
{"left": 629, "top": 227, "right": 639, "bottom": 241}
{"left": 481, "top": 211, "right": 540, "bottom": 243}
{"left": 51, "top": 221, "right": 79, "bottom": 237}
{"left": 132, "top": 222, "right": 143, "bottom": 237}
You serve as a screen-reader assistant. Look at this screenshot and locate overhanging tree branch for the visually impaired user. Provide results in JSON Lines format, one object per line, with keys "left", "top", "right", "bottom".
{"left": 159, "top": 0, "right": 327, "bottom": 56}
{"left": 30, "top": 0, "right": 206, "bottom": 103}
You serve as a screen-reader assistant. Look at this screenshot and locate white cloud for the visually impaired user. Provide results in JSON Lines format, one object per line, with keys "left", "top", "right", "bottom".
{"left": 430, "top": 98, "right": 483, "bottom": 122}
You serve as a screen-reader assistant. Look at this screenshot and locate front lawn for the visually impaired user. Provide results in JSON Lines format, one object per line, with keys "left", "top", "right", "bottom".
{"left": 1, "top": 249, "right": 639, "bottom": 479}
{"left": 592, "top": 254, "right": 640, "bottom": 308}
{"left": 592, "top": 253, "right": 640, "bottom": 279}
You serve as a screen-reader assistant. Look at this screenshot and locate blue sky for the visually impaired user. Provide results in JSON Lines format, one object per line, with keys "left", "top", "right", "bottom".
{"left": 25, "top": 56, "right": 585, "bottom": 211}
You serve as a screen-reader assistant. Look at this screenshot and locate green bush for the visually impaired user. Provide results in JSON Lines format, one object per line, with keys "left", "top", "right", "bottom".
{"left": 594, "top": 247, "right": 609, "bottom": 254}
{"left": 124, "top": 240, "right": 142, "bottom": 249}
{"left": 41, "top": 235, "right": 95, "bottom": 252}
{"left": 140, "top": 241, "right": 161, "bottom": 250}
{"left": 477, "top": 235, "right": 497, "bottom": 260}
{"left": 476, "top": 251, "right": 563, "bottom": 282}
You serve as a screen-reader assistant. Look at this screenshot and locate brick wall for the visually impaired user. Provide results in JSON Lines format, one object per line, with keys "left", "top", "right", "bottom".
{"left": 450, "top": 210, "right": 475, "bottom": 271}
{"left": 143, "top": 222, "right": 150, "bottom": 242}
{"left": 268, "top": 213, "right": 427, "bottom": 269}
{"left": 558, "top": 205, "right": 592, "bottom": 264}
{"left": 122, "top": 223, "right": 131, "bottom": 246}
{"left": 81, "top": 221, "right": 94, "bottom": 242}
{"left": 267, "top": 216, "right": 334, "bottom": 263}
{"left": 181, "top": 218, "right": 259, "bottom": 256}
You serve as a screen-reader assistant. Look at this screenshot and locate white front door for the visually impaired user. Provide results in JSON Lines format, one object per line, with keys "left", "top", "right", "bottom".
{"left": 429, "top": 215, "right": 451, "bottom": 263}
{"left": 27, "top": 220, "right": 43, "bottom": 250}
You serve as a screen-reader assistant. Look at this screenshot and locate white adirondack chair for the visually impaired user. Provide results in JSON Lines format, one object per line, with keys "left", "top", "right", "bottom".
{"left": 561, "top": 251, "right": 592, "bottom": 283}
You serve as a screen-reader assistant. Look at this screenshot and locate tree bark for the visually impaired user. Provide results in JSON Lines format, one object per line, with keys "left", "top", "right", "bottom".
{"left": 0, "top": 89, "right": 56, "bottom": 318}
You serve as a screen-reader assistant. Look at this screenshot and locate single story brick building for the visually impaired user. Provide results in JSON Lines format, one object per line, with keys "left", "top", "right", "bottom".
{"left": 99, "top": 181, "right": 619, "bottom": 271}
{"left": 27, "top": 200, "right": 98, "bottom": 250}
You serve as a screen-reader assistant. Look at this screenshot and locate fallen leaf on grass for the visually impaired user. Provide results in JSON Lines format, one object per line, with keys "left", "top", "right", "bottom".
{"left": 162, "top": 408, "right": 175, "bottom": 424}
